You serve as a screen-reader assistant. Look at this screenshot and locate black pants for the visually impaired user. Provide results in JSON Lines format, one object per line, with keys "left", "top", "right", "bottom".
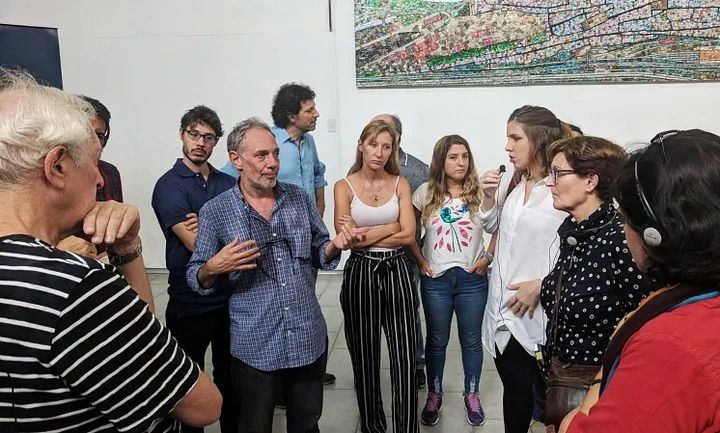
{"left": 231, "top": 351, "right": 326, "bottom": 433}
{"left": 494, "top": 336, "right": 546, "bottom": 433}
{"left": 166, "top": 306, "right": 236, "bottom": 433}
{"left": 341, "top": 250, "right": 418, "bottom": 433}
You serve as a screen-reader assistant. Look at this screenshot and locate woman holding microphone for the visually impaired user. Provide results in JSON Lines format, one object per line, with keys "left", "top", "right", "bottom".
{"left": 479, "top": 106, "right": 572, "bottom": 433}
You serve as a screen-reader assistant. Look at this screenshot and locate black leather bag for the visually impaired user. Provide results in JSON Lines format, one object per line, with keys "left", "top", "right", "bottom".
{"left": 544, "top": 357, "right": 599, "bottom": 429}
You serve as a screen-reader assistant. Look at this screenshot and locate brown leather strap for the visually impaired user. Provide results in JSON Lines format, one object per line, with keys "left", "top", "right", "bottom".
{"left": 548, "top": 261, "right": 567, "bottom": 356}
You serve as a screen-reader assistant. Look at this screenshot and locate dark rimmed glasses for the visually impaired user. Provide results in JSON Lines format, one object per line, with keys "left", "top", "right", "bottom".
{"left": 252, "top": 232, "right": 290, "bottom": 281}
{"left": 548, "top": 168, "right": 576, "bottom": 183}
{"left": 184, "top": 128, "right": 218, "bottom": 145}
{"left": 96, "top": 130, "right": 110, "bottom": 147}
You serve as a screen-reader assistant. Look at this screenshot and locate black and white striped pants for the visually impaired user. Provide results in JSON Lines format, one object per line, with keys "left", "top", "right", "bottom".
{"left": 341, "top": 249, "right": 419, "bottom": 433}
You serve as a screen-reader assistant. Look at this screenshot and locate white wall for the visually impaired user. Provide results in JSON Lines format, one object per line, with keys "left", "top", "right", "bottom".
{"left": 1, "top": 0, "right": 339, "bottom": 268}
{"left": 2, "top": 1, "right": 720, "bottom": 268}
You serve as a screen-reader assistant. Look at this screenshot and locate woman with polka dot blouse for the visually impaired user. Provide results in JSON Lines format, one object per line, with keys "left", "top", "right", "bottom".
{"left": 541, "top": 136, "right": 656, "bottom": 430}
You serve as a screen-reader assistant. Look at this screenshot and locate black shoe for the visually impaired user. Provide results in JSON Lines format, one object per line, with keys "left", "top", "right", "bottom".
{"left": 416, "top": 369, "right": 426, "bottom": 389}
{"left": 323, "top": 372, "right": 336, "bottom": 385}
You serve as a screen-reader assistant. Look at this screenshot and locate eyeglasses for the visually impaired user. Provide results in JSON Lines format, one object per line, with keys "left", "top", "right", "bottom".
{"left": 548, "top": 168, "right": 576, "bottom": 183}
{"left": 634, "top": 130, "right": 678, "bottom": 223}
{"left": 252, "top": 232, "right": 289, "bottom": 282}
{"left": 184, "top": 128, "right": 218, "bottom": 145}
{"left": 256, "top": 235, "right": 289, "bottom": 253}
{"left": 96, "top": 132, "right": 109, "bottom": 147}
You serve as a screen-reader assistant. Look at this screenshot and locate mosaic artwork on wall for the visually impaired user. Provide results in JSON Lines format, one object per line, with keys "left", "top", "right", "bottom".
{"left": 355, "top": 1, "right": 720, "bottom": 87}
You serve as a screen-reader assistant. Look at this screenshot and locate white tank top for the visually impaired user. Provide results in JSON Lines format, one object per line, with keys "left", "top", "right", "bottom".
{"left": 345, "top": 176, "right": 400, "bottom": 251}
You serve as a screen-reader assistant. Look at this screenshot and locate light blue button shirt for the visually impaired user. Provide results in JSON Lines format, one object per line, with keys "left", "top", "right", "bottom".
{"left": 220, "top": 161, "right": 239, "bottom": 179}
{"left": 272, "top": 125, "right": 327, "bottom": 205}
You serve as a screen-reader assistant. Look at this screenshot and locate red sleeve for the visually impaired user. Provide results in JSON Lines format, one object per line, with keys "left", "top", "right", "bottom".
{"left": 567, "top": 331, "right": 715, "bottom": 433}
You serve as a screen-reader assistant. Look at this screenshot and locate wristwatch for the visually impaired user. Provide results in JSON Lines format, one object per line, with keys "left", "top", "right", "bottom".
{"left": 108, "top": 239, "right": 143, "bottom": 267}
{"left": 481, "top": 251, "right": 494, "bottom": 262}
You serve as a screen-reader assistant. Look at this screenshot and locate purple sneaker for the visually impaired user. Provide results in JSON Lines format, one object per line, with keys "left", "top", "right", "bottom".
{"left": 421, "top": 392, "right": 443, "bottom": 426}
{"left": 464, "top": 393, "right": 485, "bottom": 426}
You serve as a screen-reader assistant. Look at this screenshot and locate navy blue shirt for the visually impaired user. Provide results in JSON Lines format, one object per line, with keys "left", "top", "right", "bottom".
{"left": 152, "top": 159, "right": 236, "bottom": 318}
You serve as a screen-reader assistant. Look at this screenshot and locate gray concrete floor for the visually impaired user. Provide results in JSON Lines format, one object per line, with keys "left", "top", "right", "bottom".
{"left": 149, "top": 272, "right": 544, "bottom": 433}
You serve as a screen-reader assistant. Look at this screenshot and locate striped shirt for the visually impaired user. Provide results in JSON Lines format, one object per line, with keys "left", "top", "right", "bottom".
{"left": 0, "top": 235, "right": 200, "bottom": 432}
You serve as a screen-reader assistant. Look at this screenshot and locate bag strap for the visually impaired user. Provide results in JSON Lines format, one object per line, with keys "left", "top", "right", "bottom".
{"left": 600, "top": 284, "right": 716, "bottom": 393}
{"left": 548, "top": 261, "right": 567, "bottom": 357}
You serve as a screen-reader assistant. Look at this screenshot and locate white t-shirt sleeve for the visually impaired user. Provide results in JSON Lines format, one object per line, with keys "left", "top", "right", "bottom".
{"left": 412, "top": 182, "right": 429, "bottom": 211}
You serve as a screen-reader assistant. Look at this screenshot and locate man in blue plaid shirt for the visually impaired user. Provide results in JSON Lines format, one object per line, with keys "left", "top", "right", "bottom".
{"left": 187, "top": 117, "right": 365, "bottom": 433}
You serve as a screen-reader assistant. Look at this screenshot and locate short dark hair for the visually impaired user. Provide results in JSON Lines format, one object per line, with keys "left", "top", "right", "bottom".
{"left": 614, "top": 129, "right": 720, "bottom": 286}
{"left": 271, "top": 83, "right": 315, "bottom": 128}
{"left": 547, "top": 135, "right": 626, "bottom": 200}
{"left": 180, "top": 105, "right": 223, "bottom": 137}
{"left": 80, "top": 95, "right": 111, "bottom": 139}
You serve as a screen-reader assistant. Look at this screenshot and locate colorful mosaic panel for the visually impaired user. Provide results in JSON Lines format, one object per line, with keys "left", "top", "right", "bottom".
{"left": 355, "top": 1, "right": 720, "bottom": 87}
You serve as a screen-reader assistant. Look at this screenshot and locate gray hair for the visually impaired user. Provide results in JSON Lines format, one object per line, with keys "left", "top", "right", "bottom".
{"left": 226, "top": 117, "right": 274, "bottom": 155}
{"left": 0, "top": 69, "right": 95, "bottom": 187}
{"left": 385, "top": 114, "right": 402, "bottom": 136}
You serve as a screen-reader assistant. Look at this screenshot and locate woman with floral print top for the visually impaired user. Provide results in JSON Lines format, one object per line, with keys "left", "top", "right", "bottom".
{"left": 409, "top": 134, "right": 490, "bottom": 427}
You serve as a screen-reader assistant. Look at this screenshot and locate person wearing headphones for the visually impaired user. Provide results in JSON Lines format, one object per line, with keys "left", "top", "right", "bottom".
{"left": 560, "top": 129, "right": 720, "bottom": 433}
{"left": 540, "top": 136, "right": 656, "bottom": 431}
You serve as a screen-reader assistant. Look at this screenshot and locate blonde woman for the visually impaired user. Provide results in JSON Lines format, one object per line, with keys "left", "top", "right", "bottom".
{"left": 334, "top": 119, "right": 418, "bottom": 433}
{"left": 410, "top": 135, "right": 490, "bottom": 426}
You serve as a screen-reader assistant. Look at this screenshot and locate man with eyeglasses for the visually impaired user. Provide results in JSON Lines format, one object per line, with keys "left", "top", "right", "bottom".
{"left": 152, "top": 105, "right": 237, "bottom": 433}
{"left": 188, "top": 117, "right": 366, "bottom": 433}
{"left": 56, "top": 95, "right": 124, "bottom": 259}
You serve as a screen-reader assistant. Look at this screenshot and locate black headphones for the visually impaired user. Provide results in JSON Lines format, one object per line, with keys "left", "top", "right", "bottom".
{"left": 633, "top": 130, "right": 678, "bottom": 247}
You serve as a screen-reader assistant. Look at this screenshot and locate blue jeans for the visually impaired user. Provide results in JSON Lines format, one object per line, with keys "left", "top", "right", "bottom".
{"left": 421, "top": 267, "right": 488, "bottom": 395}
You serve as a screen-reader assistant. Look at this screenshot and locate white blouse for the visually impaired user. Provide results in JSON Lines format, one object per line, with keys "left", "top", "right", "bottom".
{"left": 412, "top": 182, "right": 485, "bottom": 277}
{"left": 480, "top": 173, "right": 567, "bottom": 357}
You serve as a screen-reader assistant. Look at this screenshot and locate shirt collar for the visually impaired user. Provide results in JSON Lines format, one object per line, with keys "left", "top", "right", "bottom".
{"left": 398, "top": 148, "right": 411, "bottom": 167}
{"left": 271, "top": 126, "right": 298, "bottom": 145}
{"left": 233, "top": 181, "right": 288, "bottom": 205}
{"left": 520, "top": 172, "right": 550, "bottom": 187}
{"left": 172, "top": 158, "right": 221, "bottom": 178}
{"left": 559, "top": 200, "right": 614, "bottom": 235}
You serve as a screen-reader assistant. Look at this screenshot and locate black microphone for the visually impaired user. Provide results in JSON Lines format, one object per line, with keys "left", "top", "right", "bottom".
{"left": 499, "top": 164, "right": 506, "bottom": 173}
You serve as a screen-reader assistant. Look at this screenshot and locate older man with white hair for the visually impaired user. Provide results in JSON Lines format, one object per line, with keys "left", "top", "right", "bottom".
{"left": 0, "top": 69, "right": 221, "bottom": 432}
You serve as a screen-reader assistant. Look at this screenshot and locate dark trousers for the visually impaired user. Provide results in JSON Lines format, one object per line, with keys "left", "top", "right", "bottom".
{"left": 341, "top": 251, "right": 419, "bottom": 433}
{"left": 407, "top": 258, "right": 426, "bottom": 371}
{"left": 166, "top": 306, "right": 236, "bottom": 433}
{"left": 231, "top": 351, "right": 326, "bottom": 433}
{"left": 494, "top": 336, "right": 546, "bottom": 433}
